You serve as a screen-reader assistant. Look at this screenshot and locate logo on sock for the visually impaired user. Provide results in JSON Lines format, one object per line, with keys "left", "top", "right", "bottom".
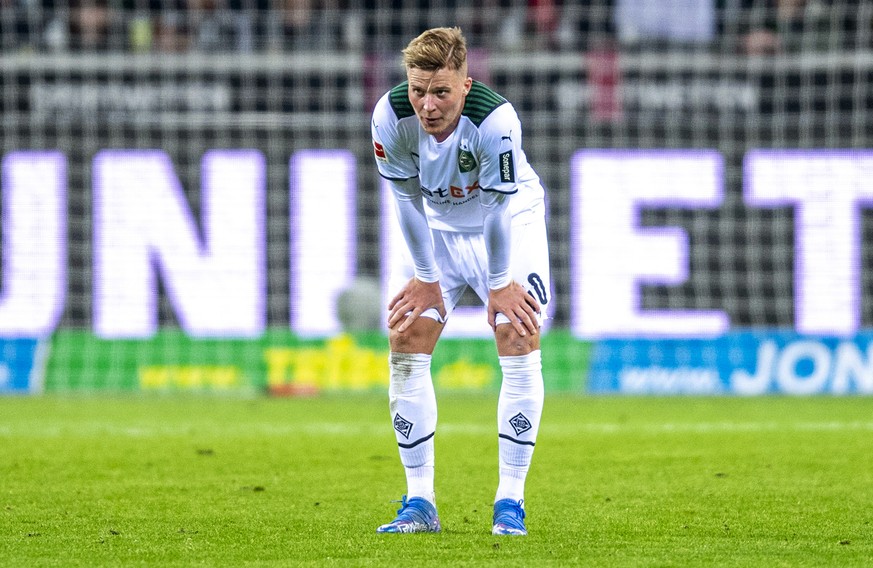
{"left": 508, "top": 412, "right": 532, "bottom": 436}
{"left": 393, "top": 413, "right": 413, "bottom": 439}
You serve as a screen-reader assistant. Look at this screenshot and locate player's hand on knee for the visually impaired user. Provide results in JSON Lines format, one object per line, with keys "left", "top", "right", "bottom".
{"left": 488, "top": 282, "right": 540, "bottom": 336}
{"left": 388, "top": 278, "right": 446, "bottom": 332}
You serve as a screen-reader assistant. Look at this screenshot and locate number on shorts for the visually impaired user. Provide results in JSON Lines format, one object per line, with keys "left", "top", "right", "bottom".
{"left": 527, "top": 273, "right": 548, "bottom": 305}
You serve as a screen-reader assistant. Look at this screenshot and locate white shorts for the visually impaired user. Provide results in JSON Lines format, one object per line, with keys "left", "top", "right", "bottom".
{"left": 389, "top": 218, "right": 552, "bottom": 326}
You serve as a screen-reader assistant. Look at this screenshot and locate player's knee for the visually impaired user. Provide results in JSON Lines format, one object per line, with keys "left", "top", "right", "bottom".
{"left": 389, "top": 327, "right": 417, "bottom": 352}
{"left": 389, "top": 320, "right": 442, "bottom": 353}
{"left": 495, "top": 324, "right": 539, "bottom": 356}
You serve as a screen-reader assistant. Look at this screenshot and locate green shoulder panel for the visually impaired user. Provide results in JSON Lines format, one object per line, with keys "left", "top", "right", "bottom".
{"left": 389, "top": 82, "right": 415, "bottom": 119}
{"left": 462, "top": 81, "right": 507, "bottom": 127}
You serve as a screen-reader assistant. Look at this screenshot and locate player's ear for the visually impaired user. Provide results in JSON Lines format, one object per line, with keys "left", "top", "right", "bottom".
{"left": 464, "top": 77, "right": 472, "bottom": 94}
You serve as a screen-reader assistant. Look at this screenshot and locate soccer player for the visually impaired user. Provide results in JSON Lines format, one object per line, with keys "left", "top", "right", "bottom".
{"left": 370, "top": 26, "right": 551, "bottom": 536}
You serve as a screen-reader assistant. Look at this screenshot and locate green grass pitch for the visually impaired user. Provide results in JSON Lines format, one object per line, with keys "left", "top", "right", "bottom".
{"left": 1, "top": 393, "right": 872, "bottom": 567}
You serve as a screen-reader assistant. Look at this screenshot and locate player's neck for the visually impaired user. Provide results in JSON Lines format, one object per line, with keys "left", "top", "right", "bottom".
{"left": 432, "top": 120, "right": 460, "bottom": 143}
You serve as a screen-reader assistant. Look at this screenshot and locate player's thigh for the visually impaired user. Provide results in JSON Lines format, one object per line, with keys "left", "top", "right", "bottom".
{"left": 511, "top": 219, "right": 551, "bottom": 312}
{"left": 387, "top": 229, "right": 468, "bottom": 319}
{"left": 492, "top": 219, "right": 549, "bottom": 357}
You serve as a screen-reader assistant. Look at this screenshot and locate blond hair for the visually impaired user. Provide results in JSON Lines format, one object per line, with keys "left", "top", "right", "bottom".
{"left": 401, "top": 27, "right": 468, "bottom": 73}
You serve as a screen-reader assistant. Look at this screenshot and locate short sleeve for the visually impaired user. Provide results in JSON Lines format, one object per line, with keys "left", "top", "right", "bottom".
{"left": 476, "top": 104, "right": 523, "bottom": 195}
{"left": 371, "top": 92, "right": 419, "bottom": 181}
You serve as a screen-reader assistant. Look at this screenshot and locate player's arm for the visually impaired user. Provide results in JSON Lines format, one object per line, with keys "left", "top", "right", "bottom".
{"left": 371, "top": 97, "right": 444, "bottom": 330}
{"left": 477, "top": 105, "right": 539, "bottom": 336}
{"left": 481, "top": 191, "right": 540, "bottom": 336}
{"left": 387, "top": 178, "right": 446, "bottom": 331}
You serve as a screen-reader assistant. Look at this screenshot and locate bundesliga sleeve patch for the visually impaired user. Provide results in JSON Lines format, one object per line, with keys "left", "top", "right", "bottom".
{"left": 373, "top": 140, "right": 388, "bottom": 163}
{"left": 499, "top": 150, "right": 515, "bottom": 182}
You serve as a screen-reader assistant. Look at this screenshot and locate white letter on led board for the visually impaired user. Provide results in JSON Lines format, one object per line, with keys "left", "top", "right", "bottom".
{"left": 0, "top": 152, "right": 67, "bottom": 336}
{"left": 93, "top": 150, "right": 265, "bottom": 338}
{"left": 745, "top": 150, "right": 873, "bottom": 335}
{"left": 289, "top": 150, "right": 357, "bottom": 337}
{"left": 570, "top": 150, "right": 729, "bottom": 338}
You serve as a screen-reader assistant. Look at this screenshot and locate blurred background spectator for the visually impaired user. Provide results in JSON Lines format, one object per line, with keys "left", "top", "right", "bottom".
{"left": 733, "top": 0, "right": 871, "bottom": 54}
{"left": 0, "top": 0, "right": 37, "bottom": 51}
{"left": 39, "top": 0, "right": 125, "bottom": 51}
{"left": 614, "top": 0, "right": 717, "bottom": 49}
{"left": 0, "top": 0, "right": 868, "bottom": 54}
{"left": 70, "top": 0, "right": 113, "bottom": 49}
{"left": 267, "top": 0, "right": 344, "bottom": 51}
{"left": 183, "top": 0, "right": 250, "bottom": 52}
{"left": 151, "top": 0, "right": 191, "bottom": 52}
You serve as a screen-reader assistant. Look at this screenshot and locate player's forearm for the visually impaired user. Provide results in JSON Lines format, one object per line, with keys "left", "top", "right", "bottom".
{"left": 482, "top": 196, "right": 512, "bottom": 290}
{"left": 390, "top": 181, "right": 439, "bottom": 283}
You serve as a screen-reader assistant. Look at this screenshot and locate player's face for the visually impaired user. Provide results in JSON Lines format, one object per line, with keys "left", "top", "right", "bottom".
{"left": 407, "top": 66, "right": 472, "bottom": 143}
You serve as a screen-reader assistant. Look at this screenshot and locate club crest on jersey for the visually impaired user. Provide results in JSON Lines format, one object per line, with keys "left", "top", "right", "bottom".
{"left": 499, "top": 150, "right": 515, "bottom": 182}
{"left": 508, "top": 412, "right": 532, "bottom": 436}
{"left": 394, "top": 413, "right": 413, "bottom": 438}
{"left": 373, "top": 140, "right": 388, "bottom": 163}
{"left": 458, "top": 148, "right": 477, "bottom": 173}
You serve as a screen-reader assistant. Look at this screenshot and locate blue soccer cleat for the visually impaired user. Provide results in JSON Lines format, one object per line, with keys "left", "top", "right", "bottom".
{"left": 492, "top": 498, "right": 527, "bottom": 536}
{"left": 376, "top": 495, "right": 441, "bottom": 533}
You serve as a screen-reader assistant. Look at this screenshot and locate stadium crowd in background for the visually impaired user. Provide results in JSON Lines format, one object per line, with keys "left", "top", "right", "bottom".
{"left": 0, "top": 0, "right": 870, "bottom": 54}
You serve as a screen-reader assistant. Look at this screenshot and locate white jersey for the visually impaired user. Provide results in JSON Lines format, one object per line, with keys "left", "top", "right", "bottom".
{"left": 371, "top": 80, "right": 545, "bottom": 232}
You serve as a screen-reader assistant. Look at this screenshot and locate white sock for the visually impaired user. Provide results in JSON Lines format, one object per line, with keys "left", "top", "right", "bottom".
{"left": 389, "top": 352, "right": 437, "bottom": 504}
{"left": 495, "top": 350, "right": 543, "bottom": 503}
